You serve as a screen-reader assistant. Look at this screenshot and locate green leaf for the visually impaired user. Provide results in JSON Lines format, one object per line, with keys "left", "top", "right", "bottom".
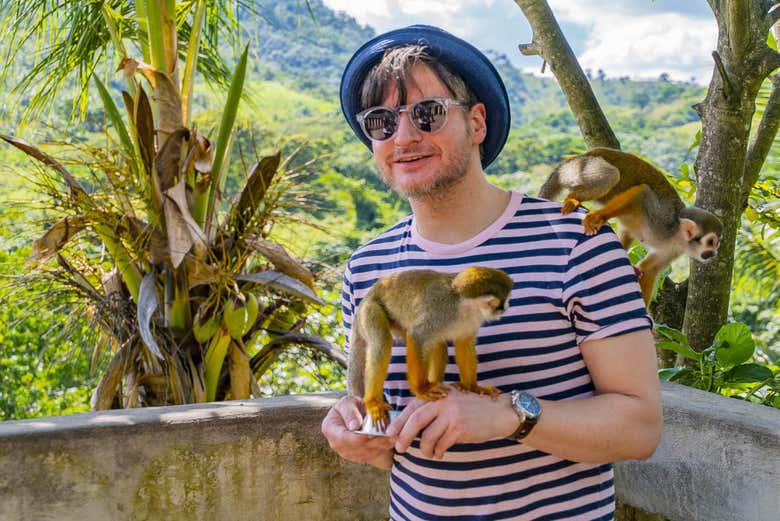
{"left": 656, "top": 340, "right": 701, "bottom": 361}
{"left": 713, "top": 323, "right": 755, "bottom": 369}
{"left": 768, "top": 30, "right": 778, "bottom": 52}
{"left": 723, "top": 363, "right": 774, "bottom": 384}
{"left": 655, "top": 324, "right": 689, "bottom": 345}
{"left": 659, "top": 367, "right": 690, "bottom": 381}
{"left": 204, "top": 43, "right": 250, "bottom": 233}
{"left": 93, "top": 75, "right": 138, "bottom": 179}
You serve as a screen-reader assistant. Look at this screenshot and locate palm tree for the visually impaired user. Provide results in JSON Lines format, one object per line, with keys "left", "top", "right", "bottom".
{"left": 0, "top": 0, "right": 344, "bottom": 409}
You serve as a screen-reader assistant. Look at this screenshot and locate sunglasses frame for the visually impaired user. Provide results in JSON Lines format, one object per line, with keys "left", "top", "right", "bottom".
{"left": 355, "top": 97, "right": 469, "bottom": 142}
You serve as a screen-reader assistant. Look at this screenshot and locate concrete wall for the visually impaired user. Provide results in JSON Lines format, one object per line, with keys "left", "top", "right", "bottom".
{"left": 0, "top": 382, "right": 778, "bottom": 521}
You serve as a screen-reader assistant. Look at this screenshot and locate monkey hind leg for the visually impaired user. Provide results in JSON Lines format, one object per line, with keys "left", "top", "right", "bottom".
{"left": 358, "top": 299, "right": 394, "bottom": 431}
{"left": 453, "top": 338, "right": 500, "bottom": 398}
{"left": 583, "top": 184, "right": 649, "bottom": 235}
{"left": 556, "top": 156, "right": 621, "bottom": 214}
{"left": 408, "top": 339, "right": 449, "bottom": 401}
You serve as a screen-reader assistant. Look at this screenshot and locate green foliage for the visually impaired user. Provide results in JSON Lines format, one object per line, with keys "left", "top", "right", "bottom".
{"left": 0, "top": 248, "right": 98, "bottom": 420}
{"left": 657, "top": 323, "right": 780, "bottom": 408}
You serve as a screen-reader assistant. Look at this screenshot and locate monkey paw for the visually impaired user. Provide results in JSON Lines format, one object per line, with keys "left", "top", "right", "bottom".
{"left": 583, "top": 213, "right": 607, "bottom": 235}
{"left": 414, "top": 383, "right": 450, "bottom": 401}
{"left": 561, "top": 198, "right": 580, "bottom": 215}
{"left": 364, "top": 399, "right": 393, "bottom": 432}
{"left": 454, "top": 383, "right": 501, "bottom": 399}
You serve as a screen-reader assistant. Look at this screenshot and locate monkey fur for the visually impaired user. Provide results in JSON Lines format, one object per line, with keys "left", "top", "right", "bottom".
{"left": 347, "top": 267, "right": 513, "bottom": 431}
{"left": 540, "top": 147, "right": 722, "bottom": 307}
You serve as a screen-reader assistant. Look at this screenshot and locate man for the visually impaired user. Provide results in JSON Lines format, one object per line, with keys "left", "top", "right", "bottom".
{"left": 321, "top": 25, "right": 662, "bottom": 521}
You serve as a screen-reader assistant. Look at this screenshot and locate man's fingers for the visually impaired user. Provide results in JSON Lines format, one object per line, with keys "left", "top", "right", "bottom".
{"left": 334, "top": 395, "right": 365, "bottom": 431}
{"left": 385, "top": 398, "right": 425, "bottom": 438}
{"left": 418, "top": 416, "right": 448, "bottom": 458}
{"left": 394, "top": 401, "right": 439, "bottom": 453}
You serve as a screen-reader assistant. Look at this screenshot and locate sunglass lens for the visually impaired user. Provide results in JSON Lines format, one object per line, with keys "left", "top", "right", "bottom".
{"left": 363, "top": 108, "right": 397, "bottom": 141}
{"left": 411, "top": 100, "right": 447, "bottom": 133}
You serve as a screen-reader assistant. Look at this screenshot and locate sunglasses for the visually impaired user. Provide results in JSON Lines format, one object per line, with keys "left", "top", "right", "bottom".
{"left": 356, "top": 97, "right": 469, "bottom": 142}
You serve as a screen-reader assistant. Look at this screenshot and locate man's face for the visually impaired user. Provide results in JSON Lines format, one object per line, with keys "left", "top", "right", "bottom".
{"left": 370, "top": 64, "right": 486, "bottom": 200}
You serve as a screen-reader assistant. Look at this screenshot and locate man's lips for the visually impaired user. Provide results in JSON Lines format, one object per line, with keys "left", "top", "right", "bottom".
{"left": 393, "top": 151, "right": 435, "bottom": 165}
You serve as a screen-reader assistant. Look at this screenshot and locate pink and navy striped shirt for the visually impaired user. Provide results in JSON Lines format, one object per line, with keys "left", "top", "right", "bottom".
{"left": 342, "top": 191, "right": 652, "bottom": 520}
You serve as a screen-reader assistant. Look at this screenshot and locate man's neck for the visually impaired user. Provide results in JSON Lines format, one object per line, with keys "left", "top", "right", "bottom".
{"left": 410, "top": 173, "right": 511, "bottom": 245}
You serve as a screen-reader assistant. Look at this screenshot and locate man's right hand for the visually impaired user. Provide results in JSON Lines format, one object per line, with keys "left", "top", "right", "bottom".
{"left": 321, "top": 395, "right": 396, "bottom": 469}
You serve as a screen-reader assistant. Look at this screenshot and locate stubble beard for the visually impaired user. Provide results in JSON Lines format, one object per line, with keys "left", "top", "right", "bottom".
{"left": 384, "top": 132, "right": 473, "bottom": 202}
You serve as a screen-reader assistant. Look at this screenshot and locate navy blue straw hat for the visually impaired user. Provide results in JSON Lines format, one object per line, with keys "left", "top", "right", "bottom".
{"left": 340, "top": 24, "right": 510, "bottom": 169}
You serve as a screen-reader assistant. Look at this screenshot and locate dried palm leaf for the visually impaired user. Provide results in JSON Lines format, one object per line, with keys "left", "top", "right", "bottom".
{"left": 244, "top": 236, "right": 315, "bottom": 290}
{"left": 27, "top": 215, "right": 88, "bottom": 266}
{"left": 138, "top": 270, "right": 165, "bottom": 360}
{"left": 236, "top": 271, "right": 323, "bottom": 305}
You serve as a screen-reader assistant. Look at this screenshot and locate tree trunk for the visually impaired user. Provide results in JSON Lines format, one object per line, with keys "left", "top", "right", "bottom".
{"left": 684, "top": 2, "right": 780, "bottom": 350}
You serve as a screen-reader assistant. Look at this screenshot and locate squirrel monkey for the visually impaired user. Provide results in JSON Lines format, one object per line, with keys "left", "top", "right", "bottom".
{"left": 539, "top": 147, "right": 722, "bottom": 307}
{"left": 347, "top": 267, "right": 513, "bottom": 431}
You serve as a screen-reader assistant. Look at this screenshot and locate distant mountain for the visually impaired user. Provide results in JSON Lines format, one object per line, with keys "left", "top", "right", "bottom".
{"left": 244, "top": 0, "right": 704, "bottom": 173}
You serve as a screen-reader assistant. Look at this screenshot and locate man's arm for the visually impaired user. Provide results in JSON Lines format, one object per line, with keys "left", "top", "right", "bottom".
{"left": 388, "top": 329, "right": 663, "bottom": 463}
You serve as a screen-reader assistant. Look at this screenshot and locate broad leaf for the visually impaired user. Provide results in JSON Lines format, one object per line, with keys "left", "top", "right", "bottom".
{"left": 655, "top": 324, "right": 690, "bottom": 346}
{"left": 658, "top": 367, "right": 693, "bottom": 382}
{"left": 27, "top": 216, "right": 88, "bottom": 266}
{"left": 656, "top": 340, "right": 701, "bottom": 361}
{"left": 723, "top": 363, "right": 774, "bottom": 384}
{"left": 236, "top": 270, "right": 323, "bottom": 305}
{"left": 714, "top": 322, "right": 755, "bottom": 369}
{"left": 138, "top": 271, "right": 164, "bottom": 360}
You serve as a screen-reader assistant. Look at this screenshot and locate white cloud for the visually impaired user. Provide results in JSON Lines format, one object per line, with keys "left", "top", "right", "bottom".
{"left": 323, "top": 0, "right": 717, "bottom": 84}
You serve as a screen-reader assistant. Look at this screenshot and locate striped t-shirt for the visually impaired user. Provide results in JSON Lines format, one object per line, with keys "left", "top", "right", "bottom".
{"left": 342, "top": 191, "right": 652, "bottom": 521}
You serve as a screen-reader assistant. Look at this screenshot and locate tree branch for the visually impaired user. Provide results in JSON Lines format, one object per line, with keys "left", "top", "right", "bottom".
{"left": 514, "top": 0, "right": 620, "bottom": 149}
{"left": 712, "top": 51, "right": 732, "bottom": 99}
{"left": 764, "top": 2, "right": 780, "bottom": 33}
{"left": 741, "top": 73, "right": 780, "bottom": 210}
{"left": 728, "top": 0, "right": 751, "bottom": 59}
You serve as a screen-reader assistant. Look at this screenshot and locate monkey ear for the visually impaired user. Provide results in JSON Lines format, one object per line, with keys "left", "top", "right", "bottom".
{"left": 680, "top": 218, "right": 700, "bottom": 242}
{"left": 476, "top": 295, "right": 500, "bottom": 315}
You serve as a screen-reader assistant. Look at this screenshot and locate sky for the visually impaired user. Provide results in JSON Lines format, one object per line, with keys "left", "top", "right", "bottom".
{"left": 321, "top": 0, "right": 717, "bottom": 85}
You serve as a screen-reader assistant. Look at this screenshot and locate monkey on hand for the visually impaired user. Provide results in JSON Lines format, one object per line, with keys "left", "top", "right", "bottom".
{"left": 347, "top": 267, "right": 513, "bottom": 432}
{"left": 539, "top": 147, "right": 722, "bottom": 307}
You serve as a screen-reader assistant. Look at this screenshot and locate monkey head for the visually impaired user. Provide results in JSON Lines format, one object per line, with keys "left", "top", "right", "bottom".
{"left": 452, "top": 267, "right": 513, "bottom": 321}
{"left": 679, "top": 207, "right": 723, "bottom": 262}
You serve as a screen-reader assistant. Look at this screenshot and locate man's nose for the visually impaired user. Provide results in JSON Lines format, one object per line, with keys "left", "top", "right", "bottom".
{"left": 393, "top": 111, "right": 422, "bottom": 146}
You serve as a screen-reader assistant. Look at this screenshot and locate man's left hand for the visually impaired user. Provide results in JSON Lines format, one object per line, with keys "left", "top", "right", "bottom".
{"left": 386, "top": 385, "right": 518, "bottom": 460}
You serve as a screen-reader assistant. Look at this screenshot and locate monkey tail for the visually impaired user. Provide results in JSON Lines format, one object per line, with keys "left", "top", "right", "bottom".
{"left": 538, "top": 167, "right": 562, "bottom": 200}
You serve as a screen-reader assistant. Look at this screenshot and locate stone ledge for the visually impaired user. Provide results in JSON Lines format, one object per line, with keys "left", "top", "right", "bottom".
{"left": 0, "top": 383, "right": 777, "bottom": 520}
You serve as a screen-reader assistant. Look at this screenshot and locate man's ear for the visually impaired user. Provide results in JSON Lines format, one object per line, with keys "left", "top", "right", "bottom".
{"left": 680, "top": 218, "right": 700, "bottom": 242}
{"left": 469, "top": 102, "right": 487, "bottom": 145}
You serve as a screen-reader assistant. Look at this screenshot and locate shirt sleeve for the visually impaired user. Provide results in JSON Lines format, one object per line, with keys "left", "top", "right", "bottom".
{"left": 561, "top": 225, "right": 653, "bottom": 345}
{"left": 341, "top": 261, "right": 356, "bottom": 352}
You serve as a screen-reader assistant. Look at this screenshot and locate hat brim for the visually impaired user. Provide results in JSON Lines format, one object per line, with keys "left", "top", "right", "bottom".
{"left": 340, "top": 25, "right": 510, "bottom": 169}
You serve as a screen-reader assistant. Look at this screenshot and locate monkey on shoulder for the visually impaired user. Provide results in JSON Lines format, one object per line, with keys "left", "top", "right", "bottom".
{"left": 348, "top": 267, "right": 513, "bottom": 431}
{"left": 539, "top": 147, "right": 722, "bottom": 306}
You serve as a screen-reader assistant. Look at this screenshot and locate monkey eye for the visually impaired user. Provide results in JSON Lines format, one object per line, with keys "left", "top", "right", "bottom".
{"left": 691, "top": 235, "right": 703, "bottom": 242}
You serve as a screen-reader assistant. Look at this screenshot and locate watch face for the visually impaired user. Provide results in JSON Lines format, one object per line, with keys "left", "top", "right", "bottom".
{"left": 519, "top": 393, "right": 541, "bottom": 417}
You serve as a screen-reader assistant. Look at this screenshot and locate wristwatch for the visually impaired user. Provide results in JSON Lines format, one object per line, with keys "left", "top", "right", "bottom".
{"left": 509, "top": 390, "right": 542, "bottom": 441}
